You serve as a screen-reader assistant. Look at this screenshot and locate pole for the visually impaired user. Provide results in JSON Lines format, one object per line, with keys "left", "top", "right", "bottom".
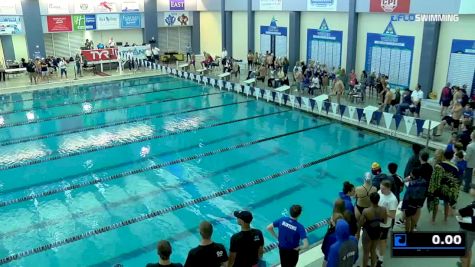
{"left": 73, "top": 64, "right": 77, "bottom": 80}
{"left": 426, "top": 120, "right": 431, "bottom": 148}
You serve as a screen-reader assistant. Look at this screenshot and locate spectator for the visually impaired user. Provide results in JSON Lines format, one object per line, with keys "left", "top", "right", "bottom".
{"left": 339, "top": 181, "right": 357, "bottom": 236}
{"left": 377, "top": 180, "right": 398, "bottom": 266}
{"left": 402, "top": 167, "right": 428, "bottom": 232}
{"left": 184, "top": 221, "right": 228, "bottom": 267}
{"left": 186, "top": 44, "right": 192, "bottom": 62}
{"left": 266, "top": 205, "right": 308, "bottom": 267}
{"left": 228, "top": 210, "right": 264, "bottom": 267}
{"left": 146, "top": 240, "right": 183, "bottom": 267}
{"left": 256, "top": 64, "right": 267, "bottom": 83}
{"left": 388, "top": 163, "right": 404, "bottom": 202}
{"left": 247, "top": 50, "right": 254, "bottom": 70}
{"left": 152, "top": 47, "right": 160, "bottom": 63}
{"left": 26, "top": 60, "right": 37, "bottom": 84}
{"left": 359, "top": 192, "right": 387, "bottom": 267}
{"left": 282, "top": 57, "right": 289, "bottom": 75}
{"left": 396, "top": 89, "right": 413, "bottom": 115}
{"left": 75, "top": 53, "right": 82, "bottom": 76}
{"left": 404, "top": 144, "right": 423, "bottom": 178}
{"left": 464, "top": 132, "right": 475, "bottom": 193}
{"left": 455, "top": 150, "right": 468, "bottom": 182}
{"left": 410, "top": 84, "right": 424, "bottom": 117}
{"left": 145, "top": 48, "right": 153, "bottom": 62}
{"left": 440, "top": 82, "right": 453, "bottom": 117}
{"left": 427, "top": 150, "right": 460, "bottom": 223}
{"left": 327, "top": 220, "right": 359, "bottom": 267}
{"left": 322, "top": 213, "right": 344, "bottom": 267}
{"left": 462, "top": 104, "right": 474, "bottom": 127}
{"left": 333, "top": 76, "right": 344, "bottom": 105}
{"left": 455, "top": 183, "right": 475, "bottom": 267}
{"left": 59, "top": 58, "right": 67, "bottom": 79}
{"left": 371, "top": 162, "right": 388, "bottom": 190}
{"left": 435, "top": 102, "right": 463, "bottom": 136}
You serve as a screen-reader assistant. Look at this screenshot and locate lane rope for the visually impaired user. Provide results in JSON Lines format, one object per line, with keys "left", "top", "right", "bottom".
{"left": 0, "top": 110, "right": 295, "bottom": 205}
{"left": 0, "top": 81, "right": 194, "bottom": 116}
{"left": 0, "top": 98, "right": 254, "bottom": 147}
{"left": 0, "top": 91, "right": 223, "bottom": 129}
{"left": 0, "top": 137, "right": 384, "bottom": 264}
{"left": 0, "top": 100, "right": 276, "bottom": 171}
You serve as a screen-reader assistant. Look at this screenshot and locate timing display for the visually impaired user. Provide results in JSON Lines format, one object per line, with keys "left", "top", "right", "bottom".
{"left": 392, "top": 232, "right": 466, "bottom": 257}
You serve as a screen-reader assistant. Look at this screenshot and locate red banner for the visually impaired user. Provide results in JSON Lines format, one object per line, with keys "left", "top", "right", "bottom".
{"left": 47, "top": 16, "right": 73, "bottom": 32}
{"left": 370, "top": 0, "right": 410, "bottom": 13}
{"left": 82, "top": 48, "right": 118, "bottom": 62}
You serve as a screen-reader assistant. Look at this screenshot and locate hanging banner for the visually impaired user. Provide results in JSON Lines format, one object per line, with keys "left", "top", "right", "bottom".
{"left": 383, "top": 112, "right": 393, "bottom": 129}
{"left": 307, "top": 18, "right": 342, "bottom": 69}
{"left": 74, "top": 1, "right": 95, "bottom": 14}
{"left": 307, "top": 0, "right": 337, "bottom": 11}
{"left": 120, "top": 13, "right": 141, "bottom": 28}
{"left": 170, "top": 0, "right": 185, "bottom": 11}
{"left": 163, "top": 12, "right": 190, "bottom": 26}
{"left": 73, "top": 15, "right": 96, "bottom": 31}
{"left": 260, "top": 0, "right": 283, "bottom": 10}
{"left": 96, "top": 14, "right": 120, "bottom": 30}
{"left": 260, "top": 17, "right": 288, "bottom": 58}
{"left": 47, "top": 15, "right": 73, "bottom": 32}
{"left": 348, "top": 106, "right": 355, "bottom": 119}
{"left": 0, "top": 16, "right": 23, "bottom": 35}
{"left": 447, "top": 39, "right": 475, "bottom": 98}
{"left": 370, "top": 0, "right": 410, "bottom": 13}
{"left": 404, "top": 115, "right": 415, "bottom": 134}
{"left": 121, "top": 0, "right": 140, "bottom": 12}
{"left": 365, "top": 21, "right": 415, "bottom": 88}
{"left": 95, "top": 0, "right": 118, "bottom": 13}
{"left": 47, "top": 1, "right": 70, "bottom": 15}
{"left": 118, "top": 45, "right": 150, "bottom": 59}
{"left": 82, "top": 48, "right": 118, "bottom": 62}
{"left": 0, "top": 3, "right": 17, "bottom": 15}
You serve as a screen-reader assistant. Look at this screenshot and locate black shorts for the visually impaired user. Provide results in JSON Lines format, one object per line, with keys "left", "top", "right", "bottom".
{"left": 279, "top": 248, "right": 299, "bottom": 267}
{"left": 404, "top": 207, "right": 418, "bottom": 217}
{"left": 443, "top": 116, "right": 460, "bottom": 128}
{"left": 380, "top": 227, "right": 391, "bottom": 240}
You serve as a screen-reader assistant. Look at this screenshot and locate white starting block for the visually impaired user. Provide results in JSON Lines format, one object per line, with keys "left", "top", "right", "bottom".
{"left": 178, "top": 63, "right": 189, "bottom": 71}
{"left": 196, "top": 68, "right": 208, "bottom": 75}
{"left": 218, "top": 72, "right": 231, "bottom": 81}
{"left": 275, "top": 85, "right": 291, "bottom": 93}
{"left": 243, "top": 78, "right": 256, "bottom": 87}
{"left": 313, "top": 94, "right": 329, "bottom": 102}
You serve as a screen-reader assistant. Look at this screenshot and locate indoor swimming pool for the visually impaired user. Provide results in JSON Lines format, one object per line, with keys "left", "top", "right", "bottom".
{"left": 0, "top": 75, "right": 413, "bottom": 266}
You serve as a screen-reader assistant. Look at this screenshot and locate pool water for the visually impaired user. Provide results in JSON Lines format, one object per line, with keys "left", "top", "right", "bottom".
{"left": 0, "top": 75, "right": 412, "bottom": 266}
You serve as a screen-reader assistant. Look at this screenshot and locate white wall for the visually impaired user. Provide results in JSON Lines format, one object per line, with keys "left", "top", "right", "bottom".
{"left": 232, "top": 11, "right": 248, "bottom": 60}
{"left": 254, "top": 11, "right": 289, "bottom": 57}
{"left": 300, "top": 12, "right": 348, "bottom": 66}
{"left": 199, "top": 11, "right": 222, "bottom": 57}
{"left": 433, "top": 15, "right": 475, "bottom": 97}
{"left": 355, "top": 13, "right": 424, "bottom": 90}
{"left": 87, "top": 29, "right": 144, "bottom": 45}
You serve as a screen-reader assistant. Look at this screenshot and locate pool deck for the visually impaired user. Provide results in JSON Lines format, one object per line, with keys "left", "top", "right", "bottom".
{"left": 1, "top": 63, "right": 472, "bottom": 266}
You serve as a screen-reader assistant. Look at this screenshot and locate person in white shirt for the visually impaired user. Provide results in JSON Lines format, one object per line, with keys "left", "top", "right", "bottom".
{"left": 58, "top": 58, "right": 67, "bottom": 79}
{"left": 145, "top": 48, "right": 153, "bottom": 62}
{"left": 222, "top": 49, "right": 228, "bottom": 59}
{"left": 410, "top": 84, "right": 424, "bottom": 117}
{"left": 377, "top": 180, "right": 398, "bottom": 267}
{"left": 152, "top": 47, "right": 160, "bottom": 63}
{"left": 108, "top": 37, "right": 115, "bottom": 48}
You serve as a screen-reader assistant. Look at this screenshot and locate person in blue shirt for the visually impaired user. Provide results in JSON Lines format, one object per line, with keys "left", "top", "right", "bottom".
{"left": 267, "top": 205, "right": 308, "bottom": 267}
{"left": 339, "top": 181, "right": 358, "bottom": 236}
{"left": 327, "top": 219, "right": 359, "bottom": 267}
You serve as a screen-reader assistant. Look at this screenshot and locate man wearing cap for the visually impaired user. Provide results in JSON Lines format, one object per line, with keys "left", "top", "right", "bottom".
{"left": 228, "top": 211, "right": 264, "bottom": 267}
{"left": 267, "top": 204, "right": 309, "bottom": 267}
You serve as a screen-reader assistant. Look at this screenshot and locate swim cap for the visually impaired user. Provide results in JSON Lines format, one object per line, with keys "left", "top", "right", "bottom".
{"left": 371, "top": 162, "right": 381, "bottom": 170}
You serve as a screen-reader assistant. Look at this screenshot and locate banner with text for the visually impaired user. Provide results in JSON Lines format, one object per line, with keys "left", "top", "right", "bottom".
{"left": 370, "top": 0, "right": 410, "bottom": 13}
{"left": 0, "top": 3, "right": 18, "bottom": 15}
{"left": 47, "top": 15, "right": 73, "bottom": 32}
{"left": 118, "top": 45, "right": 150, "bottom": 59}
{"left": 307, "top": 0, "right": 338, "bottom": 11}
{"left": 260, "top": 0, "right": 283, "bottom": 11}
{"left": 82, "top": 48, "right": 118, "bottom": 62}
{"left": 0, "top": 16, "right": 23, "bottom": 35}
{"left": 169, "top": 0, "right": 185, "bottom": 11}
{"left": 73, "top": 14, "right": 97, "bottom": 30}
{"left": 96, "top": 13, "right": 120, "bottom": 30}
{"left": 120, "top": 13, "right": 141, "bottom": 28}
{"left": 47, "top": 1, "right": 70, "bottom": 15}
{"left": 306, "top": 19, "right": 342, "bottom": 69}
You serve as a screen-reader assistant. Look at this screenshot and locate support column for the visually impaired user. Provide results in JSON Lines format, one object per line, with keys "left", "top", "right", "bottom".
{"left": 288, "top": 12, "right": 300, "bottom": 67}
{"left": 221, "top": 0, "right": 226, "bottom": 51}
{"left": 0, "top": 36, "right": 15, "bottom": 61}
{"left": 418, "top": 21, "right": 440, "bottom": 97}
{"left": 191, "top": 12, "right": 201, "bottom": 54}
{"left": 247, "top": 0, "right": 254, "bottom": 52}
{"left": 21, "top": 0, "right": 45, "bottom": 59}
{"left": 346, "top": 0, "right": 358, "bottom": 72}
{"left": 143, "top": 0, "right": 158, "bottom": 45}
{"left": 224, "top": 12, "right": 232, "bottom": 57}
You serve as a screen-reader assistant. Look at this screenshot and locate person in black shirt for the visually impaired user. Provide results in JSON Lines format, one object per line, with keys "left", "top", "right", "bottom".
{"left": 388, "top": 163, "right": 404, "bottom": 202}
{"left": 146, "top": 240, "right": 183, "bottom": 267}
{"left": 456, "top": 183, "right": 475, "bottom": 267}
{"left": 404, "top": 144, "right": 423, "bottom": 178}
{"left": 184, "top": 221, "right": 228, "bottom": 267}
{"left": 228, "top": 210, "right": 264, "bottom": 267}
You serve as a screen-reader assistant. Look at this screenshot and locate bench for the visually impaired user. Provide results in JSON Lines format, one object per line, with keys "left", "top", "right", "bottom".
{"left": 178, "top": 63, "right": 189, "bottom": 71}
{"left": 275, "top": 85, "right": 291, "bottom": 93}
{"left": 218, "top": 72, "right": 231, "bottom": 81}
{"left": 5, "top": 68, "right": 27, "bottom": 79}
{"left": 243, "top": 78, "right": 256, "bottom": 87}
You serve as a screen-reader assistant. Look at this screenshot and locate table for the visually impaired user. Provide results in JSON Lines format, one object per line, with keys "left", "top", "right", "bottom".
{"left": 5, "top": 68, "right": 27, "bottom": 79}
{"left": 313, "top": 94, "right": 329, "bottom": 102}
{"left": 275, "top": 85, "right": 291, "bottom": 93}
{"left": 218, "top": 72, "right": 231, "bottom": 81}
{"left": 243, "top": 78, "right": 256, "bottom": 86}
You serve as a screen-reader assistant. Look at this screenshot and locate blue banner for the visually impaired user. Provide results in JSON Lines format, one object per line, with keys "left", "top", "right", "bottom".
{"left": 447, "top": 39, "right": 475, "bottom": 98}
{"left": 120, "top": 13, "right": 141, "bottom": 29}
{"left": 365, "top": 21, "right": 415, "bottom": 89}
{"left": 306, "top": 19, "right": 343, "bottom": 69}
{"left": 85, "top": 15, "right": 96, "bottom": 30}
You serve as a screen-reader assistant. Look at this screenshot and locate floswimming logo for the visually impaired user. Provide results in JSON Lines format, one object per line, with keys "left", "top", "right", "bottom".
{"left": 391, "top": 14, "right": 460, "bottom": 22}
